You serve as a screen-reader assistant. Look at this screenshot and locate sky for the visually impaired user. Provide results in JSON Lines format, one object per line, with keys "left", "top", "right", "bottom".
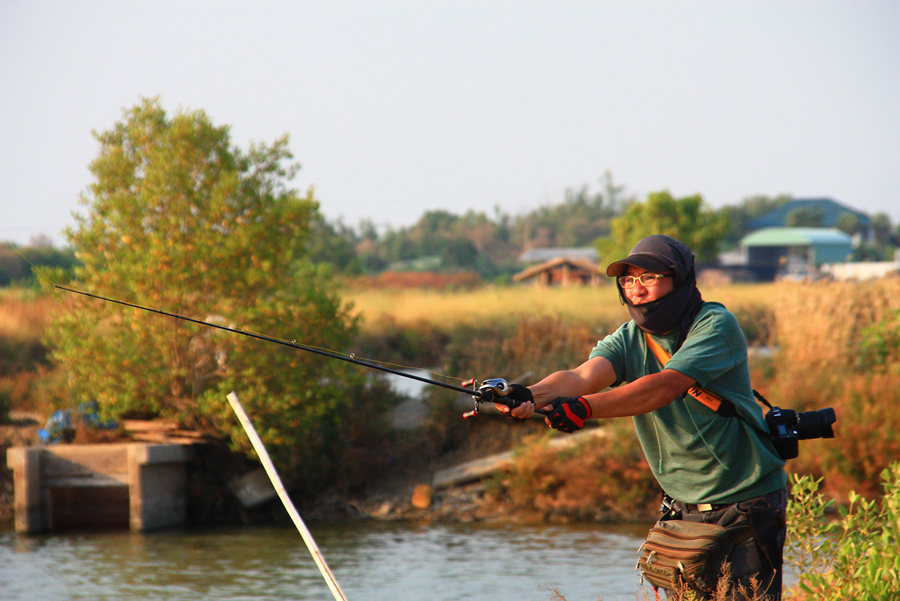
{"left": 2, "top": 0, "right": 899, "bottom": 248}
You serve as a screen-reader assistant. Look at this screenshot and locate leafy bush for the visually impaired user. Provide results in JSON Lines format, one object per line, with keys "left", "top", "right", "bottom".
{"left": 855, "top": 308, "right": 900, "bottom": 374}
{"left": 786, "top": 464, "right": 900, "bottom": 599}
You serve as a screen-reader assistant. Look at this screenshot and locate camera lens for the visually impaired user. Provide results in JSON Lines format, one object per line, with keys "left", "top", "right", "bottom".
{"left": 796, "top": 407, "right": 836, "bottom": 440}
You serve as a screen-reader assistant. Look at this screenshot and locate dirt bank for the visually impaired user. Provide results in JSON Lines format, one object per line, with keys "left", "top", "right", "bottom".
{"left": 1, "top": 414, "right": 644, "bottom": 531}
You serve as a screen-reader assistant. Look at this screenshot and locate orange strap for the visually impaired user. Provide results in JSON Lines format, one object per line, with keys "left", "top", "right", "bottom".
{"left": 643, "top": 332, "right": 735, "bottom": 416}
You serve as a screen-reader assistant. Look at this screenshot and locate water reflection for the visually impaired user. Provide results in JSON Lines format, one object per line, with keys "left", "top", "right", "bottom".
{"left": 1, "top": 521, "right": 652, "bottom": 601}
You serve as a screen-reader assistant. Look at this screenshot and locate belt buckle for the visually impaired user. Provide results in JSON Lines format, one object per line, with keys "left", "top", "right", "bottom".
{"left": 696, "top": 503, "right": 714, "bottom": 511}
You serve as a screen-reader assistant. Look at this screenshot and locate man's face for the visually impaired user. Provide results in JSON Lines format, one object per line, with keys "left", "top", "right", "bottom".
{"left": 621, "top": 265, "right": 675, "bottom": 305}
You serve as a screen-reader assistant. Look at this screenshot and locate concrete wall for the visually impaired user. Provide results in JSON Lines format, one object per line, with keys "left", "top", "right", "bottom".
{"left": 822, "top": 261, "right": 900, "bottom": 281}
{"left": 6, "top": 443, "right": 192, "bottom": 534}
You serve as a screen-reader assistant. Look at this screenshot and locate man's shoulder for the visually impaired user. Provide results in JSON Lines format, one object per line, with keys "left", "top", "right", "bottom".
{"left": 688, "top": 302, "right": 746, "bottom": 350}
{"left": 695, "top": 301, "right": 739, "bottom": 328}
{"left": 592, "top": 319, "right": 642, "bottom": 355}
{"left": 612, "top": 319, "right": 645, "bottom": 339}
{"left": 698, "top": 300, "right": 729, "bottom": 316}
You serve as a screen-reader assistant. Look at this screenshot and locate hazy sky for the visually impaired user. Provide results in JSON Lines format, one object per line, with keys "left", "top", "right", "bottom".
{"left": 2, "top": 0, "right": 899, "bottom": 247}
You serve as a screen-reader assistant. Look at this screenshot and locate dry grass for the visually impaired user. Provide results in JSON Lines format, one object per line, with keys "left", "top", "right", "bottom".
{"left": 345, "top": 282, "right": 786, "bottom": 336}
{"left": 548, "top": 563, "right": 775, "bottom": 601}
{"left": 346, "top": 284, "right": 631, "bottom": 337}
{"left": 0, "top": 288, "right": 59, "bottom": 341}
{"left": 765, "top": 278, "right": 900, "bottom": 397}
{"left": 349, "top": 278, "right": 900, "bottom": 499}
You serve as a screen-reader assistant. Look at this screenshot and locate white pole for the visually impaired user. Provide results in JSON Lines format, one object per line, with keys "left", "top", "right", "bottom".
{"left": 226, "top": 391, "right": 349, "bottom": 601}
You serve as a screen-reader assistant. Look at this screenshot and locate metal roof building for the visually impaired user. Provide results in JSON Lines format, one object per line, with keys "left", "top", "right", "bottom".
{"left": 740, "top": 227, "right": 853, "bottom": 280}
{"left": 518, "top": 247, "right": 597, "bottom": 264}
{"left": 747, "top": 198, "right": 870, "bottom": 231}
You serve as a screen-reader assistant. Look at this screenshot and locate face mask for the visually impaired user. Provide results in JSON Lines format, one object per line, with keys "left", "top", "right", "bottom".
{"left": 609, "top": 235, "right": 705, "bottom": 343}
{"left": 621, "top": 276, "right": 702, "bottom": 335}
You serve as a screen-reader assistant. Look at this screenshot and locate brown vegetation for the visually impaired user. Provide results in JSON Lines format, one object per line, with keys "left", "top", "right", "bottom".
{"left": 347, "top": 270, "right": 482, "bottom": 290}
{"left": 3, "top": 278, "right": 899, "bottom": 527}
{"left": 349, "top": 279, "right": 900, "bottom": 508}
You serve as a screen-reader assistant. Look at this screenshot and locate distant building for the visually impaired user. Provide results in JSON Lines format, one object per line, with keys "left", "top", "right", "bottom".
{"left": 739, "top": 227, "right": 853, "bottom": 280}
{"left": 518, "top": 247, "right": 598, "bottom": 264}
{"left": 724, "top": 197, "right": 871, "bottom": 281}
{"left": 513, "top": 257, "right": 604, "bottom": 287}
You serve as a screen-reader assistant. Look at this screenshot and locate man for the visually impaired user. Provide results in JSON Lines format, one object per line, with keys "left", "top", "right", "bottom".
{"left": 499, "top": 234, "right": 787, "bottom": 599}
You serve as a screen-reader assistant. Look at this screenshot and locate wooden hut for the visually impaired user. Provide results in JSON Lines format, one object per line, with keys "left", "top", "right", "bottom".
{"left": 513, "top": 257, "right": 604, "bottom": 287}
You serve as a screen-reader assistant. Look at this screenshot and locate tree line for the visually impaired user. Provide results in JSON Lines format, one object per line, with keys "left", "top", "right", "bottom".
{"left": 278, "top": 184, "right": 900, "bottom": 281}
{"left": 8, "top": 191, "right": 900, "bottom": 287}
{"left": 6, "top": 178, "right": 899, "bottom": 287}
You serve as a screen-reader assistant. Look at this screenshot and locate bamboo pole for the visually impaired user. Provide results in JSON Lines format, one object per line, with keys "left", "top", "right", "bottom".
{"left": 226, "top": 391, "right": 349, "bottom": 601}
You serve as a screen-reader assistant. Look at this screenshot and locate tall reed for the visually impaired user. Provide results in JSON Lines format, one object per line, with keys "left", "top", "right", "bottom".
{"left": 345, "top": 284, "right": 630, "bottom": 336}
{"left": 763, "top": 279, "right": 900, "bottom": 497}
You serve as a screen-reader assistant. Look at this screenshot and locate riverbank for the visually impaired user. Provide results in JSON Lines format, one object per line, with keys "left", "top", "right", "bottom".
{"left": 1, "top": 411, "right": 655, "bottom": 532}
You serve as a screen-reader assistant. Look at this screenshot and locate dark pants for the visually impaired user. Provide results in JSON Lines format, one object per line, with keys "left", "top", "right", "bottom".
{"left": 670, "top": 488, "right": 787, "bottom": 600}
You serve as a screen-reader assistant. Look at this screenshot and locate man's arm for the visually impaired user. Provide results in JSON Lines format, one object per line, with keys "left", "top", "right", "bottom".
{"left": 507, "top": 356, "right": 696, "bottom": 421}
{"left": 528, "top": 356, "right": 618, "bottom": 408}
{"left": 580, "top": 368, "right": 696, "bottom": 418}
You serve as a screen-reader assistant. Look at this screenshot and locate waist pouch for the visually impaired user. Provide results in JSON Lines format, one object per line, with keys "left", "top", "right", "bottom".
{"left": 637, "top": 518, "right": 750, "bottom": 593}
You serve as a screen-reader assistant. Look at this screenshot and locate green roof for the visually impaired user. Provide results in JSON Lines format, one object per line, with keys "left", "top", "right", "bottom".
{"left": 741, "top": 227, "right": 852, "bottom": 247}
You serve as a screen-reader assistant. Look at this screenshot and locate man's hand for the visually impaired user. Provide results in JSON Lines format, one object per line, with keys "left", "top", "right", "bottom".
{"left": 495, "top": 383, "right": 534, "bottom": 422}
{"left": 545, "top": 396, "right": 592, "bottom": 432}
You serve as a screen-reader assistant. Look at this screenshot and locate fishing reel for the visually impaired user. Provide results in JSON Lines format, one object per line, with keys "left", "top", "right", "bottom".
{"left": 461, "top": 378, "right": 548, "bottom": 420}
{"left": 461, "top": 378, "right": 513, "bottom": 420}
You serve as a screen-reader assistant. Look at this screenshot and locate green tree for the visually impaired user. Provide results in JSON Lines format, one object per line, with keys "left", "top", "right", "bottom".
{"left": 515, "top": 171, "right": 630, "bottom": 250}
{"left": 717, "top": 194, "right": 792, "bottom": 247}
{"left": 47, "top": 98, "right": 378, "bottom": 489}
{"left": 596, "top": 190, "right": 729, "bottom": 266}
{"left": 0, "top": 242, "right": 79, "bottom": 287}
{"left": 307, "top": 214, "right": 362, "bottom": 274}
{"left": 853, "top": 212, "right": 898, "bottom": 262}
{"left": 786, "top": 206, "right": 825, "bottom": 228}
{"left": 835, "top": 212, "right": 862, "bottom": 238}
{"left": 871, "top": 212, "right": 893, "bottom": 247}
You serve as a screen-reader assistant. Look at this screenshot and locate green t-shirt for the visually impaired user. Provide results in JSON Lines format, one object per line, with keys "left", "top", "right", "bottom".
{"left": 589, "top": 302, "right": 786, "bottom": 505}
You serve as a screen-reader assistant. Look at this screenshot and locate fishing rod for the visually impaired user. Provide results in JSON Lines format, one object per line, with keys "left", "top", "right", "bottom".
{"left": 53, "top": 284, "right": 545, "bottom": 419}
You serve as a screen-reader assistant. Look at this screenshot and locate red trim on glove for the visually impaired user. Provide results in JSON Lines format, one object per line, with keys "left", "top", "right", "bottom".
{"left": 562, "top": 397, "right": 591, "bottom": 428}
{"left": 579, "top": 396, "right": 592, "bottom": 418}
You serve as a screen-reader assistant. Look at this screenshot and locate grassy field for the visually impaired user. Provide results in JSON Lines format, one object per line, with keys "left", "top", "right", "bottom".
{"left": 345, "top": 281, "right": 783, "bottom": 335}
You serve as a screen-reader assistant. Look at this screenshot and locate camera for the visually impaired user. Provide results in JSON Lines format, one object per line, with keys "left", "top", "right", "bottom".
{"left": 765, "top": 406, "right": 836, "bottom": 460}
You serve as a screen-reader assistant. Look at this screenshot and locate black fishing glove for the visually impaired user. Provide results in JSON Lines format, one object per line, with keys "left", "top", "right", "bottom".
{"left": 503, "top": 384, "right": 533, "bottom": 422}
{"left": 545, "top": 397, "right": 592, "bottom": 433}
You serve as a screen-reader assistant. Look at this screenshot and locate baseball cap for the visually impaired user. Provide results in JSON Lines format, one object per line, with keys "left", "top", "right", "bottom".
{"left": 605, "top": 235, "right": 694, "bottom": 280}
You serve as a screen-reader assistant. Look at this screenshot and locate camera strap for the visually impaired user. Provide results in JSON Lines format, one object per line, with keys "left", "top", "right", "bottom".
{"left": 644, "top": 332, "right": 737, "bottom": 417}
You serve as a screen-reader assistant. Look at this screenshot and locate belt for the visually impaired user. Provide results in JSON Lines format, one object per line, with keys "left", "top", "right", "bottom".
{"left": 682, "top": 502, "right": 729, "bottom": 512}
{"left": 662, "top": 494, "right": 730, "bottom": 514}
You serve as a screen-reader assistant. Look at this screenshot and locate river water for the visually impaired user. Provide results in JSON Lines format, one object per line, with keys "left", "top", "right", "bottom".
{"left": 1, "top": 521, "right": 655, "bottom": 601}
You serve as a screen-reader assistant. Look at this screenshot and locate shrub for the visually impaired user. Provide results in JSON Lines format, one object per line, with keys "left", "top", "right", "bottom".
{"left": 489, "top": 420, "right": 659, "bottom": 522}
{"left": 786, "top": 463, "right": 900, "bottom": 599}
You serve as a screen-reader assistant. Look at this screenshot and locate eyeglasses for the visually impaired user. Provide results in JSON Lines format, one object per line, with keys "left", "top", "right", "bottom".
{"left": 617, "top": 273, "right": 670, "bottom": 288}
